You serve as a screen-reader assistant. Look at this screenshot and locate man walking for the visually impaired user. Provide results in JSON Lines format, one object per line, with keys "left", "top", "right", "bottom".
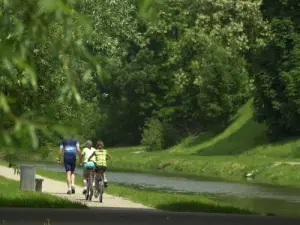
{"left": 58, "top": 136, "right": 81, "bottom": 194}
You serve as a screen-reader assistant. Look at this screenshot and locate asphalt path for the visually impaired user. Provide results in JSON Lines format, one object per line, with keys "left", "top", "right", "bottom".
{"left": 1, "top": 208, "right": 300, "bottom": 225}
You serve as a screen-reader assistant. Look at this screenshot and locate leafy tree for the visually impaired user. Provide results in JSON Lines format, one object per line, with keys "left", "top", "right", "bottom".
{"left": 252, "top": 0, "right": 300, "bottom": 140}
{"left": 98, "top": 0, "right": 269, "bottom": 146}
{"left": 0, "top": 0, "right": 142, "bottom": 152}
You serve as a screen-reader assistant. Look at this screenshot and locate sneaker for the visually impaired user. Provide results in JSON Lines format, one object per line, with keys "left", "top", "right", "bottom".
{"left": 82, "top": 189, "right": 87, "bottom": 195}
{"left": 67, "top": 190, "right": 72, "bottom": 195}
{"left": 71, "top": 186, "right": 75, "bottom": 194}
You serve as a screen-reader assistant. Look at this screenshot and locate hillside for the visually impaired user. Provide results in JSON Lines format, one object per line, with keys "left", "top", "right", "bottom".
{"left": 109, "top": 100, "right": 300, "bottom": 187}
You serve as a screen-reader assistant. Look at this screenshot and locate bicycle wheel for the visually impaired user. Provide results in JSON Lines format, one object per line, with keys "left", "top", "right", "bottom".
{"left": 88, "top": 173, "right": 94, "bottom": 201}
{"left": 85, "top": 183, "right": 89, "bottom": 200}
{"left": 94, "top": 175, "right": 99, "bottom": 198}
{"left": 85, "top": 174, "right": 90, "bottom": 200}
{"left": 98, "top": 175, "right": 104, "bottom": 203}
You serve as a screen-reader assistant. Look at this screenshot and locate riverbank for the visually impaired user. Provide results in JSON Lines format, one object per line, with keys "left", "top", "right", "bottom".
{"left": 35, "top": 169, "right": 257, "bottom": 215}
{"left": 3, "top": 101, "right": 300, "bottom": 189}
{"left": 108, "top": 102, "right": 300, "bottom": 188}
{"left": 0, "top": 175, "right": 85, "bottom": 208}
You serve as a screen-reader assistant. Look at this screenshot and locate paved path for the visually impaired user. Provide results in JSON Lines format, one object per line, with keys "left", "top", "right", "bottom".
{"left": 1, "top": 208, "right": 300, "bottom": 225}
{"left": 0, "top": 165, "right": 151, "bottom": 209}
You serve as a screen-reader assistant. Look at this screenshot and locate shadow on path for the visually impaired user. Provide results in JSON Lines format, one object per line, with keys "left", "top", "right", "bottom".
{"left": 1, "top": 207, "right": 300, "bottom": 225}
{"left": 155, "top": 201, "right": 255, "bottom": 215}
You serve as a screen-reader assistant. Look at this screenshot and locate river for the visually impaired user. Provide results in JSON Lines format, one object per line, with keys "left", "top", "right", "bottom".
{"left": 16, "top": 161, "right": 300, "bottom": 216}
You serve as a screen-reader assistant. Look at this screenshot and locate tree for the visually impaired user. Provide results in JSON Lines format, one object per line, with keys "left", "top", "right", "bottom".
{"left": 0, "top": 0, "right": 142, "bottom": 151}
{"left": 96, "top": 0, "right": 270, "bottom": 146}
{"left": 252, "top": 0, "right": 300, "bottom": 140}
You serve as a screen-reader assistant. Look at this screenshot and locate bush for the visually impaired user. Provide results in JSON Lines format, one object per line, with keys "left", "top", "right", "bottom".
{"left": 141, "top": 117, "right": 182, "bottom": 151}
{"left": 141, "top": 118, "right": 164, "bottom": 152}
{"left": 163, "top": 123, "right": 181, "bottom": 148}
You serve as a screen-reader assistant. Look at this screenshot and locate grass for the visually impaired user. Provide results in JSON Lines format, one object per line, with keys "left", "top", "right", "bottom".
{"left": 35, "top": 169, "right": 257, "bottom": 215}
{"left": 107, "top": 100, "right": 300, "bottom": 188}
{"left": 0, "top": 175, "right": 86, "bottom": 209}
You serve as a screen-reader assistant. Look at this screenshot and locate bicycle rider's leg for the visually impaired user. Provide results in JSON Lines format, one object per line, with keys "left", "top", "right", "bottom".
{"left": 93, "top": 166, "right": 100, "bottom": 189}
{"left": 102, "top": 166, "right": 108, "bottom": 187}
{"left": 92, "top": 171, "right": 96, "bottom": 187}
{"left": 96, "top": 166, "right": 107, "bottom": 187}
{"left": 82, "top": 168, "right": 89, "bottom": 194}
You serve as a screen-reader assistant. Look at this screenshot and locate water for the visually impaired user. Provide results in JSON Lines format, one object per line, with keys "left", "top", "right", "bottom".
{"left": 16, "top": 161, "right": 300, "bottom": 216}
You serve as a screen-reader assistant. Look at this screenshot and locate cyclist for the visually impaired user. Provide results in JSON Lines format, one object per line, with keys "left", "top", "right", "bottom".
{"left": 88, "top": 140, "right": 112, "bottom": 188}
{"left": 80, "top": 140, "right": 96, "bottom": 194}
{"left": 58, "top": 136, "right": 81, "bottom": 195}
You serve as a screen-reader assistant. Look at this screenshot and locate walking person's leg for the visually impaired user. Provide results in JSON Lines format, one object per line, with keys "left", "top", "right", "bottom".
{"left": 64, "top": 164, "right": 72, "bottom": 194}
{"left": 70, "top": 160, "right": 76, "bottom": 194}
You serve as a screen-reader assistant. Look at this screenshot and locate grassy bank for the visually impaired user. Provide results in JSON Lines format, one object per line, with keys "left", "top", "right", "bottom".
{"left": 0, "top": 175, "right": 86, "bottom": 208}
{"left": 35, "top": 169, "right": 257, "bottom": 215}
{"left": 107, "top": 101, "right": 300, "bottom": 188}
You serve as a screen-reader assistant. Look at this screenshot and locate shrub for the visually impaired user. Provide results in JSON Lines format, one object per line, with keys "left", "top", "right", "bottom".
{"left": 141, "top": 118, "right": 164, "bottom": 152}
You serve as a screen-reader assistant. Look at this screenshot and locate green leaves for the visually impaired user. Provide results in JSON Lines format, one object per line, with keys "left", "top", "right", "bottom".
{"left": 252, "top": 0, "right": 300, "bottom": 141}
{"left": 0, "top": 0, "right": 138, "bottom": 150}
{"left": 0, "top": 92, "right": 10, "bottom": 113}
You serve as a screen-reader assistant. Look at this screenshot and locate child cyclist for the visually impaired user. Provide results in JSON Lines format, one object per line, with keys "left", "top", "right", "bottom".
{"left": 88, "top": 140, "right": 112, "bottom": 189}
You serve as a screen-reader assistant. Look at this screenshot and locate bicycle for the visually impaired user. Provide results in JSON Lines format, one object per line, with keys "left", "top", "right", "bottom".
{"left": 84, "top": 166, "right": 95, "bottom": 201}
{"left": 94, "top": 169, "right": 105, "bottom": 203}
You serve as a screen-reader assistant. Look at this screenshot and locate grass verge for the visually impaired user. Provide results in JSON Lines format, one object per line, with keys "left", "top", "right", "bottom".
{"left": 0, "top": 175, "right": 86, "bottom": 208}
{"left": 35, "top": 169, "right": 257, "bottom": 215}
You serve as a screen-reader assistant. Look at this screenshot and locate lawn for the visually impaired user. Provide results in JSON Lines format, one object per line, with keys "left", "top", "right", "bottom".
{"left": 0, "top": 175, "right": 86, "bottom": 209}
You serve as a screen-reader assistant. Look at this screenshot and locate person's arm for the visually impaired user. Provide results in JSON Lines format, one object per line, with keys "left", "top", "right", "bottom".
{"left": 58, "top": 143, "right": 63, "bottom": 165}
{"left": 76, "top": 142, "right": 82, "bottom": 163}
{"left": 80, "top": 149, "right": 85, "bottom": 166}
{"left": 106, "top": 153, "right": 112, "bottom": 160}
{"left": 88, "top": 151, "right": 96, "bottom": 162}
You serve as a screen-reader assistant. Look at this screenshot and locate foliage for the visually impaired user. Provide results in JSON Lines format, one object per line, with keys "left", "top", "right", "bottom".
{"left": 0, "top": 0, "right": 141, "bottom": 151}
{"left": 252, "top": 0, "right": 300, "bottom": 141}
{"left": 2, "top": 0, "right": 297, "bottom": 151}
{"left": 141, "top": 117, "right": 164, "bottom": 151}
{"left": 97, "top": 0, "right": 269, "bottom": 146}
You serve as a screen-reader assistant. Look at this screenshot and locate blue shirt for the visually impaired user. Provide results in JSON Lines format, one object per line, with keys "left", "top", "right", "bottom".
{"left": 60, "top": 138, "right": 79, "bottom": 158}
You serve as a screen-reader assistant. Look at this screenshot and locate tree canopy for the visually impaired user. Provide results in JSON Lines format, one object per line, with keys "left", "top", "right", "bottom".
{"left": 0, "top": 0, "right": 299, "bottom": 153}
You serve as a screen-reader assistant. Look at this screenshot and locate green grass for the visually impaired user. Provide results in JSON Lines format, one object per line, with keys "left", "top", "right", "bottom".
{"left": 107, "top": 100, "right": 300, "bottom": 188}
{"left": 35, "top": 169, "right": 257, "bottom": 215}
{"left": 0, "top": 175, "right": 86, "bottom": 209}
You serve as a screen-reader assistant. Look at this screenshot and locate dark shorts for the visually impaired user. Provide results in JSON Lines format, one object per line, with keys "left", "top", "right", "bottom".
{"left": 95, "top": 165, "right": 107, "bottom": 173}
{"left": 64, "top": 157, "right": 76, "bottom": 172}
